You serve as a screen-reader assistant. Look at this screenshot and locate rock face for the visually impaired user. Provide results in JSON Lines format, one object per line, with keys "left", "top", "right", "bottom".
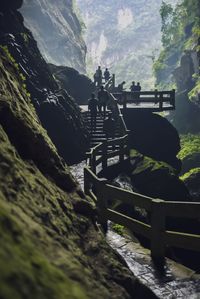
{"left": 49, "top": 64, "right": 95, "bottom": 104}
{"left": 123, "top": 110, "right": 181, "bottom": 171}
{"left": 0, "top": 7, "right": 158, "bottom": 299}
{"left": 129, "top": 149, "right": 190, "bottom": 202}
{"left": 0, "top": 3, "right": 89, "bottom": 164}
{"left": 20, "top": 0, "right": 86, "bottom": 73}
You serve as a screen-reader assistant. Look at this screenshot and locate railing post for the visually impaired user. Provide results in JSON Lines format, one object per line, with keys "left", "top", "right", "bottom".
{"left": 151, "top": 199, "right": 165, "bottom": 261}
{"left": 172, "top": 89, "right": 175, "bottom": 109}
{"left": 155, "top": 89, "right": 158, "bottom": 104}
{"left": 84, "top": 167, "right": 90, "bottom": 195}
{"left": 102, "top": 140, "right": 107, "bottom": 169}
{"left": 159, "top": 93, "right": 163, "bottom": 110}
{"left": 123, "top": 92, "right": 127, "bottom": 110}
{"left": 96, "top": 181, "right": 108, "bottom": 232}
{"left": 119, "top": 139, "right": 124, "bottom": 163}
{"left": 91, "top": 153, "right": 96, "bottom": 175}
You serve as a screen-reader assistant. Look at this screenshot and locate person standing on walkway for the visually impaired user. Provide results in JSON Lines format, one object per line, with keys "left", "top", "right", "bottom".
{"left": 130, "top": 81, "right": 136, "bottom": 92}
{"left": 97, "top": 85, "right": 109, "bottom": 118}
{"left": 104, "top": 68, "right": 110, "bottom": 82}
{"left": 94, "top": 66, "right": 102, "bottom": 87}
{"left": 88, "top": 93, "right": 98, "bottom": 131}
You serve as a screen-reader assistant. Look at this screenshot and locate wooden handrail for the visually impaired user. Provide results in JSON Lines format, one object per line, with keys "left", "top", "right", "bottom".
{"left": 83, "top": 87, "right": 200, "bottom": 260}
{"left": 84, "top": 164, "right": 200, "bottom": 260}
{"left": 112, "top": 89, "right": 176, "bottom": 111}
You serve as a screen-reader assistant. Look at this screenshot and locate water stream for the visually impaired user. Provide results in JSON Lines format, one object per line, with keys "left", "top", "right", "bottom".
{"left": 70, "top": 161, "right": 200, "bottom": 299}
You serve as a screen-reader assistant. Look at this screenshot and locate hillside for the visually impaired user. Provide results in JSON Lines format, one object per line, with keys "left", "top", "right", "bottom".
{"left": 77, "top": 0, "right": 177, "bottom": 89}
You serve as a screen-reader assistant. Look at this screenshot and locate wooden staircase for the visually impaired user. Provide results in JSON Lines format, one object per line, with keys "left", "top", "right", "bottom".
{"left": 83, "top": 111, "right": 121, "bottom": 150}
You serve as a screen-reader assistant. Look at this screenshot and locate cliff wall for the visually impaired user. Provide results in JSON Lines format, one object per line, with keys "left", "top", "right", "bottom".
{"left": 20, "top": 0, "right": 86, "bottom": 73}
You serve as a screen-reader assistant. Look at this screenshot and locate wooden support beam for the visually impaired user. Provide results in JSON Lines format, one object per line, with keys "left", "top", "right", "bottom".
{"left": 151, "top": 199, "right": 165, "bottom": 261}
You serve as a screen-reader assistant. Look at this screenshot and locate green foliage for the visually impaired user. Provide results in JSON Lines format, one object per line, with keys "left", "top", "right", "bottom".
{"left": 180, "top": 167, "right": 200, "bottom": 181}
{"left": 188, "top": 78, "right": 200, "bottom": 102}
{"left": 154, "top": 0, "right": 200, "bottom": 88}
{"left": 178, "top": 134, "right": 200, "bottom": 161}
{"left": 112, "top": 224, "right": 125, "bottom": 235}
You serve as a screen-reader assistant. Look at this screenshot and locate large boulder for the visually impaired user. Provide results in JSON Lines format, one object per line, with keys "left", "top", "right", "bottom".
{"left": 123, "top": 110, "right": 181, "bottom": 171}
{"left": 181, "top": 168, "right": 200, "bottom": 201}
{"left": 49, "top": 64, "right": 95, "bottom": 105}
{"left": 129, "top": 149, "right": 190, "bottom": 201}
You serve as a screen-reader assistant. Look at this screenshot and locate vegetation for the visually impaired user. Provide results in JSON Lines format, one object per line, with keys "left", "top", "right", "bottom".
{"left": 153, "top": 0, "right": 200, "bottom": 90}
{"left": 178, "top": 134, "right": 200, "bottom": 174}
{"left": 112, "top": 224, "right": 125, "bottom": 236}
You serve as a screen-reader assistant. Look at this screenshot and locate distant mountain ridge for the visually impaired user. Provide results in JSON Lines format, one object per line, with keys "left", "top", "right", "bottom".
{"left": 77, "top": 0, "right": 177, "bottom": 89}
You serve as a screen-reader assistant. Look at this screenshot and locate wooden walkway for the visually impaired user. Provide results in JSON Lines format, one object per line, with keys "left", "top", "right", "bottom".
{"left": 82, "top": 92, "right": 200, "bottom": 261}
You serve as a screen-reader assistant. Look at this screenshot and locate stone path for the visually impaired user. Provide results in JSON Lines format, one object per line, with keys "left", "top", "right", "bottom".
{"left": 107, "top": 226, "right": 200, "bottom": 299}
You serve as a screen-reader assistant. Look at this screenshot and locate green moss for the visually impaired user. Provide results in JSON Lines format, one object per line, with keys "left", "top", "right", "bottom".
{"left": 130, "top": 149, "right": 175, "bottom": 175}
{"left": 188, "top": 78, "right": 200, "bottom": 102}
{"left": 180, "top": 167, "right": 200, "bottom": 181}
{"left": 0, "top": 200, "right": 87, "bottom": 299}
{"left": 178, "top": 134, "right": 200, "bottom": 161}
{"left": 112, "top": 224, "right": 125, "bottom": 236}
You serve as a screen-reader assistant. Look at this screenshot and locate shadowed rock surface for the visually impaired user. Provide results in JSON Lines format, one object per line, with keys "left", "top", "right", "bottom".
{"left": 49, "top": 64, "right": 95, "bottom": 105}
{"left": 0, "top": 5, "right": 158, "bottom": 299}
{"left": 0, "top": 2, "right": 89, "bottom": 164}
{"left": 123, "top": 110, "right": 181, "bottom": 171}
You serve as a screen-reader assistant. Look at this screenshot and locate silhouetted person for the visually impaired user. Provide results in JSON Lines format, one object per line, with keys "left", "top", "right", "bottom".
{"left": 98, "top": 86, "right": 109, "bottom": 118}
{"left": 94, "top": 66, "right": 102, "bottom": 87}
{"left": 134, "top": 82, "right": 141, "bottom": 103}
{"left": 117, "top": 81, "right": 126, "bottom": 92}
{"left": 104, "top": 68, "right": 110, "bottom": 81}
{"left": 135, "top": 82, "right": 141, "bottom": 92}
{"left": 103, "top": 112, "right": 116, "bottom": 140}
{"left": 88, "top": 93, "right": 98, "bottom": 130}
{"left": 130, "top": 81, "right": 136, "bottom": 92}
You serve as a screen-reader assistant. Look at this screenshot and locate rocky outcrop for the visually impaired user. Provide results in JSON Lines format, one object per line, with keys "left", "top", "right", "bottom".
{"left": 0, "top": 3, "right": 89, "bottom": 164}
{"left": 0, "top": 12, "right": 157, "bottom": 299}
{"left": 49, "top": 64, "right": 95, "bottom": 104}
{"left": 20, "top": 0, "right": 86, "bottom": 73}
{"left": 123, "top": 110, "right": 181, "bottom": 171}
{"left": 129, "top": 149, "right": 190, "bottom": 201}
{"left": 173, "top": 50, "right": 195, "bottom": 92}
{"left": 181, "top": 168, "right": 200, "bottom": 201}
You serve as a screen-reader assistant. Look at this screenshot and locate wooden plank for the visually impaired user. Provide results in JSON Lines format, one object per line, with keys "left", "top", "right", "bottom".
{"left": 163, "top": 201, "right": 200, "bottom": 219}
{"left": 104, "top": 183, "right": 153, "bottom": 210}
{"left": 165, "top": 230, "right": 200, "bottom": 252}
{"left": 106, "top": 208, "right": 151, "bottom": 238}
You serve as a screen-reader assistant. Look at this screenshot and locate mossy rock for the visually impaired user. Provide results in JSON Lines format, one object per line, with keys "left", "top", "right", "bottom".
{"left": 180, "top": 168, "right": 200, "bottom": 200}
{"left": 178, "top": 134, "right": 200, "bottom": 174}
{"left": 130, "top": 149, "right": 190, "bottom": 201}
{"left": 0, "top": 0, "right": 23, "bottom": 11}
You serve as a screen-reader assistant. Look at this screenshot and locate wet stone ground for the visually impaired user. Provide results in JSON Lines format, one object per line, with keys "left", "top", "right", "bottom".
{"left": 70, "top": 161, "right": 200, "bottom": 299}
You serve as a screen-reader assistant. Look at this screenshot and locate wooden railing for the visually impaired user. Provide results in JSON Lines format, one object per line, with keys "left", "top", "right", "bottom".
{"left": 113, "top": 89, "right": 176, "bottom": 111}
{"left": 88, "top": 134, "right": 129, "bottom": 174}
{"left": 84, "top": 167, "right": 200, "bottom": 260}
